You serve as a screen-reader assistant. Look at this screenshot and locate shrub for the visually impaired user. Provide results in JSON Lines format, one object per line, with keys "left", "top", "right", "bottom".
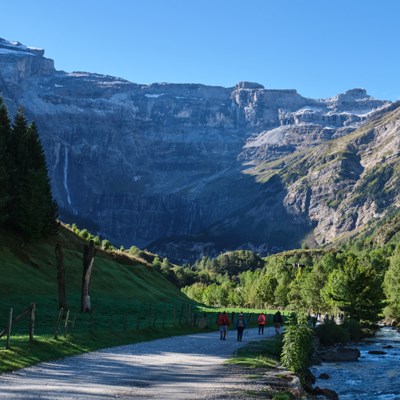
{"left": 315, "top": 320, "right": 349, "bottom": 346}
{"left": 79, "top": 229, "right": 90, "bottom": 239}
{"left": 342, "top": 319, "right": 361, "bottom": 341}
{"left": 129, "top": 246, "right": 140, "bottom": 256}
{"left": 281, "top": 315, "right": 314, "bottom": 374}
{"left": 101, "top": 239, "right": 113, "bottom": 251}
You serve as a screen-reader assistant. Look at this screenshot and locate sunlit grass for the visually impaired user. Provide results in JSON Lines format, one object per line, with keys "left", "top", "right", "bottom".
{"left": 0, "top": 226, "right": 209, "bottom": 373}
{"left": 227, "top": 335, "right": 282, "bottom": 368}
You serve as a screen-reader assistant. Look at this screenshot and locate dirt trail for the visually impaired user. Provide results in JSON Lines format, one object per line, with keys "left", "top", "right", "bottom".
{"left": 0, "top": 327, "right": 277, "bottom": 399}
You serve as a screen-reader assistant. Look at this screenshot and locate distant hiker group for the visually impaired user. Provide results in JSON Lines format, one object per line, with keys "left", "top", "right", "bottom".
{"left": 217, "top": 311, "right": 284, "bottom": 341}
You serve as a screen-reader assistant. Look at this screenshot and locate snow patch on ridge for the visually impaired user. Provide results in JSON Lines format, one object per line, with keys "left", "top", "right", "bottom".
{"left": 145, "top": 93, "right": 165, "bottom": 98}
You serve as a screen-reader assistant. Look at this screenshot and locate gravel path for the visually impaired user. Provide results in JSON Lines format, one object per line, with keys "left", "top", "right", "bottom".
{"left": 0, "top": 327, "right": 277, "bottom": 399}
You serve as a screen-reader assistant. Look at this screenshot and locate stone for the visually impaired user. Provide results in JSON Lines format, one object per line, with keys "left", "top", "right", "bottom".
{"left": 319, "top": 347, "right": 361, "bottom": 362}
{"left": 368, "top": 350, "right": 387, "bottom": 355}
{"left": 312, "top": 386, "right": 339, "bottom": 400}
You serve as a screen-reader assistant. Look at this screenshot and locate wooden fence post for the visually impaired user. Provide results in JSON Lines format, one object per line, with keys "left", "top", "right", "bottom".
{"left": 63, "top": 310, "right": 70, "bottom": 337}
{"left": 179, "top": 303, "right": 184, "bottom": 325}
{"left": 153, "top": 314, "right": 157, "bottom": 327}
{"left": 6, "top": 308, "right": 13, "bottom": 349}
{"left": 29, "top": 302, "right": 36, "bottom": 343}
{"left": 89, "top": 312, "right": 95, "bottom": 332}
{"left": 148, "top": 304, "right": 152, "bottom": 328}
{"left": 70, "top": 315, "right": 76, "bottom": 335}
{"left": 55, "top": 243, "right": 68, "bottom": 311}
{"left": 123, "top": 314, "right": 128, "bottom": 332}
{"left": 54, "top": 308, "right": 63, "bottom": 338}
{"left": 187, "top": 304, "right": 191, "bottom": 323}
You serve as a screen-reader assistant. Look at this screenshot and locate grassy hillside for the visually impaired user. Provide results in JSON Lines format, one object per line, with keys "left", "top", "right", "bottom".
{"left": 0, "top": 224, "right": 201, "bottom": 372}
{"left": 0, "top": 224, "right": 191, "bottom": 323}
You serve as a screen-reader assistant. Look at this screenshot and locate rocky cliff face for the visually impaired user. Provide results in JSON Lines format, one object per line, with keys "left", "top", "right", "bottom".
{"left": 0, "top": 38, "right": 395, "bottom": 261}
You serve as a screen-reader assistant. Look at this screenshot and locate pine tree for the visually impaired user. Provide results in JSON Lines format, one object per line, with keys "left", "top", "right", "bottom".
{"left": 26, "top": 122, "right": 59, "bottom": 236}
{"left": 9, "top": 109, "right": 58, "bottom": 238}
{"left": 0, "top": 97, "right": 11, "bottom": 224}
{"left": 323, "top": 253, "right": 384, "bottom": 322}
{"left": 8, "top": 108, "right": 28, "bottom": 231}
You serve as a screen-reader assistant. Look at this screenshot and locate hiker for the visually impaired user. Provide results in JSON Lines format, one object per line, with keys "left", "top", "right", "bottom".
{"left": 257, "top": 312, "right": 266, "bottom": 335}
{"left": 217, "top": 311, "right": 230, "bottom": 340}
{"left": 235, "top": 312, "right": 247, "bottom": 341}
{"left": 272, "top": 310, "right": 283, "bottom": 335}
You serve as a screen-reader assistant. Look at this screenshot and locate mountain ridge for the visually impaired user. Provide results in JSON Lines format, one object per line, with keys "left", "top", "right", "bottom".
{"left": 0, "top": 37, "right": 397, "bottom": 262}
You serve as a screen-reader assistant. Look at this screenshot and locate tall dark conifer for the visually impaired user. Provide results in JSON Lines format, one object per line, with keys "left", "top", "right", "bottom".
{"left": 10, "top": 109, "right": 58, "bottom": 238}
{"left": 26, "top": 121, "right": 59, "bottom": 236}
{"left": 0, "top": 97, "right": 11, "bottom": 224}
{"left": 8, "top": 108, "right": 28, "bottom": 231}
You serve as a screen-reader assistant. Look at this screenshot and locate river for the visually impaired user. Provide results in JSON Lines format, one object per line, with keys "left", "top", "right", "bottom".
{"left": 310, "top": 326, "right": 400, "bottom": 399}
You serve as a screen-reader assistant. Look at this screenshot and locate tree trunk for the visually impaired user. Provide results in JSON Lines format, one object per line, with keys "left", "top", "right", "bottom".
{"left": 55, "top": 243, "right": 68, "bottom": 312}
{"left": 81, "top": 240, "right": 96, "bottom": 312}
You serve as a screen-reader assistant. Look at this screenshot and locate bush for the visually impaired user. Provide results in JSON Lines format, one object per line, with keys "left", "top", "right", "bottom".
{"left": 281, "top": 315, "right": 314, "bottom": 374}
{"left": 342, "top": 319, "right": 362, "bottom": 341}
{"left": 101, "top": 239, "right": 113, "bottom": 251}
{"left": 315, "top": 320, "right": 349, "bottom": 346}
{"left": 129, "top": 246, "right": 140, "bottom": 256}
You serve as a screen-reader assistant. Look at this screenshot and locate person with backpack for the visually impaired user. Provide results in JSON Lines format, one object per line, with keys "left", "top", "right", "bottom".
{"left": 257, "top": 312, "right": 266, "bottom": 335}
{"left": 235, "top": 312, "right": 247, "bottom": 341}
{"left": 273, "top": 310, "right": 283, "bottom": 335}
{"left": 217, "top": 311, "right": 230, "bottom": 340}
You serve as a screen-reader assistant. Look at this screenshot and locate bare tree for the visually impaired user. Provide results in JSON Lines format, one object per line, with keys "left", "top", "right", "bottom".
{"left": 81, "top": 240, "right": 96, "bottom": 312}
{"left": 55, "top": 243, "right": 68, "bottom": 312}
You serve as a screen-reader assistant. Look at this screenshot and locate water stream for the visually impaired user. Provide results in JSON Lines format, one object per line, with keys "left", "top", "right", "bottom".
{"left": 310, "top": 327, "right": 400, "bottom": 399}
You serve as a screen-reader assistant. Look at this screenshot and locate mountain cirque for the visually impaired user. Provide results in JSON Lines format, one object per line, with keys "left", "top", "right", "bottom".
{"left": 0, "top": 38, "right": 397, "bottom": 261}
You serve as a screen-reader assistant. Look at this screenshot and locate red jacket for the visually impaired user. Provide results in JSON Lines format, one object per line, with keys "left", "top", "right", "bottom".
{"left": 217, "top": 313, "right": 230, "bottom": 326}
{"left": 257, "top": 314, "right": 266, "bottom": 325}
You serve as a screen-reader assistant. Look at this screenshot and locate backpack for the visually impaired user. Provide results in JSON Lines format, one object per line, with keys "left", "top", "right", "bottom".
{"left": 273, "top": 313, "right": 282, "bottom": 323}
{"left": 238, "top": 318, "right": 244, "bottom": 328}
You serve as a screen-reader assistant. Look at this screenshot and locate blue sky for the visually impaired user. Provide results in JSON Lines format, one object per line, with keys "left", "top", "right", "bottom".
{"left": 1, "top": 0, "right": 399, "bottom": 100}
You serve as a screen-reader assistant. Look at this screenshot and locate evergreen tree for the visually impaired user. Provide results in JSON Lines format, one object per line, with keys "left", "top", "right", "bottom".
{"left": 26, "top": 122, "right": 58, "bottom": 235}
{"left": 0, "top": 97, "right": 11, "bottom": 224}
{"left": 323, "top": 253, "right": 384, "bottom": 322}
{"left": 384, "top": 245, "right": 400, "bottom": 320}
{"left": 8, "top": 108, "right": 29, "bottom": 231}
{"left": 9, "top": 109, "right": 58, "bottom": 238}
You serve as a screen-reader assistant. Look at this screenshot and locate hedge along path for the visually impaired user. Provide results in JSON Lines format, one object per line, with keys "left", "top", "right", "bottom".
{"left": 0, "top": 326, "right": 276, "bottom": 399}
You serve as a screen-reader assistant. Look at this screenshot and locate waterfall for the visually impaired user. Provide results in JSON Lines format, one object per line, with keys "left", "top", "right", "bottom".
{"left": 63, "top": 146, "right": 72, "bottom": 206}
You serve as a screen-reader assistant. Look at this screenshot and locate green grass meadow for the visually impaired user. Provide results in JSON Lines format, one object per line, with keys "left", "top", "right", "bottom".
{"left": 0, "top": 226, "right": 209, "bottom": 372}
{"left": 0, "top": 226, "right": 285, "bottom": 373}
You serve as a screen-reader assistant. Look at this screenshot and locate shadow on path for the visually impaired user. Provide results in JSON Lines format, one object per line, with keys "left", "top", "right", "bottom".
{"left": 0, "top": 327, "right": 276, "bottom": 399}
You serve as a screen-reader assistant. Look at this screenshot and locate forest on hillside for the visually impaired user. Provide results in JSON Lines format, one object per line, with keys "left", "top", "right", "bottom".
{"left": 172, "top": 220, "right": 400, "bottom": 325}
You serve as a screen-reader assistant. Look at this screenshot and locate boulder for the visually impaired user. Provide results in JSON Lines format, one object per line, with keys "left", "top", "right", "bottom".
{"left": 312, "top": 386, "right": 339, "bottom": 400}
{"left": 319, "top": 346, "right": 360, "bottom": 362}
{"left": 318, "top": 373, "right": 330, "bottom": 379}
{"left": 368, "top": 350, "right": 387, "bottom": 355}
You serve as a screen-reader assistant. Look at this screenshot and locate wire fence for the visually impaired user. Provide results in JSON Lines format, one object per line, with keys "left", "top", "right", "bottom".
{"left": 0, "top": 301, "right": 276, "bottom": 348}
